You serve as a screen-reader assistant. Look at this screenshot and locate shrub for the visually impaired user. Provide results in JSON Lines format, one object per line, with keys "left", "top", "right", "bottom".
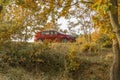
{"left": 80, "top": 42, "right": 99, "bottom": 53}
{"left": 1, "top": 42, "right": 45, "bottom": 66}
{"left": 0, "top": 41, "right": 82, "bottom": 79}
{"left": 65, "top": 45, "right": 80, "bottom": 73}
{"left": 0, "top": 42, "right": 66, "bottom": 73}
{"left": 96, "top": 34, "right": 112, "bottom": 48}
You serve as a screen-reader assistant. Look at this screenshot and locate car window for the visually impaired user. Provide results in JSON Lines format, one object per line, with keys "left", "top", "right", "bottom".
{"left": 42, "top": 31, "right": 49, "bottom": 35}
{"left": 50, "top": 31, "right": 58, "bottom": 35}
{"left": 50, "top": 31, "right": 54, "bottom": 35}
{"left": 54, "top": 31, "right": 58, "bottom": 34}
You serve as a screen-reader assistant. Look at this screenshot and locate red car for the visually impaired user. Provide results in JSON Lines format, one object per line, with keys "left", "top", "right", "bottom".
{"left": 34, "top": 30, "right": 76, "bottom": 42}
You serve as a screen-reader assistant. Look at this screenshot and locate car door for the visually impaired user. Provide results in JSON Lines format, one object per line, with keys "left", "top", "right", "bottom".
{"left": 49, "top": 31, "right": 58, "bottom": 41}
{"left": 41, "top": 31, "right": 50, "bottom": 40}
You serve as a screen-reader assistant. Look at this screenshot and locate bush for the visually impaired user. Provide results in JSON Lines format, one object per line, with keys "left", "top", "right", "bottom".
{"left": 65, "top": 45, "right": 80, "bottom": 72}
{"left": 0, "top": 41, "right": 112, "bottom": 80}
{"left": 0, "top": 42, "right": 67, "bottom": 73}
{"left": 1, "top": 42, "right": 48, "bottom": 67}
{"left": 96, "top": 34, "right": 112, "bottom": 48}
{"left": 80, "top": 42, "right": 99, "bottom": 53}
{"left": 0, "top": 41, "right": 82, "bottom": 79}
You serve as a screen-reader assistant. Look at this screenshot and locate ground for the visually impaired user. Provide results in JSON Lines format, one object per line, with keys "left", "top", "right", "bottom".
{"left": 0, "top": 43, "right": 113, "bottom": 80}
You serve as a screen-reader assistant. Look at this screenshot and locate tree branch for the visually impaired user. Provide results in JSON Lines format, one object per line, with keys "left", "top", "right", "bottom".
{"left": 42, "top": 0, "right": 93, "bottom": 8}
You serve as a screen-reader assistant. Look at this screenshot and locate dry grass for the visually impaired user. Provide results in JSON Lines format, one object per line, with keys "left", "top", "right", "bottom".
{"left": 0, "top": 42, "right": 113, "bottom": 80}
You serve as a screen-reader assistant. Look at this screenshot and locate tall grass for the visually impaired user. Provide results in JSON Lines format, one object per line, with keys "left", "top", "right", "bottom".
{"left": 0, "top": 41, "right": 112, "bottom": 80}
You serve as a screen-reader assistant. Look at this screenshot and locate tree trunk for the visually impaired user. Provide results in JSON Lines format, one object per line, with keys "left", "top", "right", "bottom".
{"left": 0, "top": 5, "right": 3, "bottom": 12}
{"left": 109, "top": 0, "right": 120, "bottom": 80}
{"left": 110, "top": 39, "right": 120, "bottom": 80}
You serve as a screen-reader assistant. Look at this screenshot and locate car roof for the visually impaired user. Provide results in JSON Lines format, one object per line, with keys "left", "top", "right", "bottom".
{"left": 42, "top": 29, "right": 57, "bottom": 32}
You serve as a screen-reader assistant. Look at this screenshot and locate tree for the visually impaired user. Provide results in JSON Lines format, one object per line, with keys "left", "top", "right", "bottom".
{"left": 0, "top": 0, "right": 74, "bottom": 42}
{"left": 89, "top": 0, "right": 120, "bottom": 80}
{"left": 109, "top": 0, "right": 120, "bottom": 80}
{"left": 68, "top": 3, "right": 94, "bottom": 42}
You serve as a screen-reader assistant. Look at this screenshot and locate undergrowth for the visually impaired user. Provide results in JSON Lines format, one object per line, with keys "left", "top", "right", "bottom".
{"left": 0, "top": 41, "right": 112, "bottom": 80}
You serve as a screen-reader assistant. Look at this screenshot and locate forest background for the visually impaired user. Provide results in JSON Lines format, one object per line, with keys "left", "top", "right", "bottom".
{"left": 0, "top": 0, "right": 120, "bottom": 80}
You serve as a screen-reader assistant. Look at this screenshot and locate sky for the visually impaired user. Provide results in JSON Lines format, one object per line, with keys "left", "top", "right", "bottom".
{"left": 57, "top": 17, "right": 68, "bottom": 30}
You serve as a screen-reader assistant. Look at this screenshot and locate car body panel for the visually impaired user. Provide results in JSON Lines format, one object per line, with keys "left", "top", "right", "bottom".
{"left": 34, "top": 30, "right": 76, "bottom": 42}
